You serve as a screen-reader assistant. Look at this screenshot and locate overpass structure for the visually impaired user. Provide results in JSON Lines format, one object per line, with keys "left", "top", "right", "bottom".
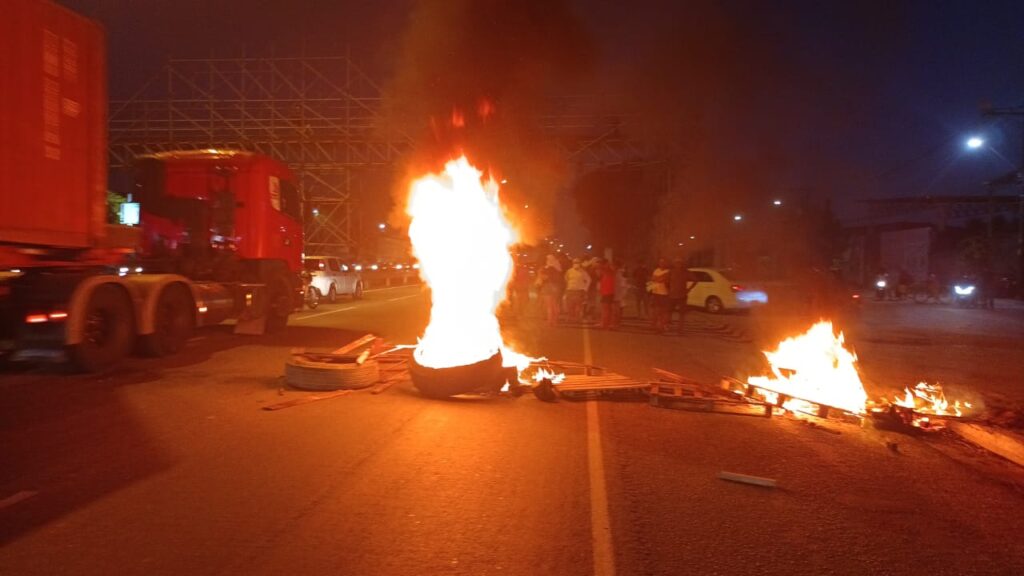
{"left": 109, "top": 55, "right": 660, "bottom": 256}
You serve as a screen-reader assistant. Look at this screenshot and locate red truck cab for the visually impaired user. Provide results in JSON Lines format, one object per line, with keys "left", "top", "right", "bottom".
{"left": 134, "top": 149, "right": 302, "bottom": 277}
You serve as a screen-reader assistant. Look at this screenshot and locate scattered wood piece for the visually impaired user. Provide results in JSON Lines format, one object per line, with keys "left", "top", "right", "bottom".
{"left": 355, "top": 349, "right": 371, "bottom": 365}
{"left": 262, "top": 389, "right": 352, "bottom": 411}
{"left": 332, "top": 333, "right": 377, "bottom": 355}
{"left": 717, "top": 471, "right": 777, "bottom": 488}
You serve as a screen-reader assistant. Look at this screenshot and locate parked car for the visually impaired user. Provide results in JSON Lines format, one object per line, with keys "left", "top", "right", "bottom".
{"left": 686, "top": 267, "right": 768, "bottom": 313}
{"left": 303, "top": 256, "right": 364, "bottom": 302}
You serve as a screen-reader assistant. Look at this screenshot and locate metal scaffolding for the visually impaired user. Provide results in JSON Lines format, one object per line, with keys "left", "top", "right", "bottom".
{"left": 109, "top": 55, "right": 658, "bottom": 256}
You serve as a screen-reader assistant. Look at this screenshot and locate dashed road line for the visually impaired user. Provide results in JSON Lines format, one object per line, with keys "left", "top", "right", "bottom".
{"left": 583, "top": 327, "right": 616, "bottom": 576}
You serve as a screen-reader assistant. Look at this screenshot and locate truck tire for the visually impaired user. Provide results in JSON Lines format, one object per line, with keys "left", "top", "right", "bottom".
{"left": 142, "top": 284, "right": 194, "bottom": 357}
{"left": 285, "top": 356, "right": 380, "bottom": 391}
{"left": 266, "top": 275, "right": 292, "bottom": 332}
{"left": 352, "top": 281, "right": 364, "bottom": 300}
{"left": 327, "top": 285, "right": 337, "bottom": 303}
{"left": 69, "top": 284, "right": 135, "bottom": 372}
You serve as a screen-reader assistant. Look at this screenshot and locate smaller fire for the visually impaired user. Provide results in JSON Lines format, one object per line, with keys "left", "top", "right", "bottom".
{"left": 746, "top": 321, "right": 868, "bottom": 416}
{"left": 875, "top": 381, "right": 973, "bottom": 428}
{"left": 532, "top": 368, "right": 566, "bottom": 385}
{"left": 892, "top": 382, "right": 972, "bottom": 417}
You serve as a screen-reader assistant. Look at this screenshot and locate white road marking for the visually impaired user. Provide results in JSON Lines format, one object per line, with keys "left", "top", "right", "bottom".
{"left": 294, "top": 306, "right": 356, "bottom": 321}
{"left": 0, "top": 490, "right": 38, "bottom": 510}
{"left": 386, "top": 294, "right": 419, "bottom": 302}
{"left": 363, "top": 284, "right": 417, "bottom": 294}
{"left": 584, "top": 328, "right": 616, "bottom": 576}
{"left": 293, "top": 292, "right": 422, "bottom": 322}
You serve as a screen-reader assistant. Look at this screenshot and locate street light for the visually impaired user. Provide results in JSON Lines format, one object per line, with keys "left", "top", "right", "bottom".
{"left": 733, "top": 214, "right": 743, "bottom": 222}
{"left": 772, "top": 199, "right": 783, "bottom": 206}
{"left": 377, "top": 222, "right": 386, "bottom": 231}
{"left": 966, "top": 136, "right": 985, "bottom": 150}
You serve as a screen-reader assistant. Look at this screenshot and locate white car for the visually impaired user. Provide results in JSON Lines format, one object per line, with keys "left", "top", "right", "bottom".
{"left": 686, "top": 267, "right": 767, "bottom": 313}
{"left": 303, "top": 256, "right": 364, "bottom": 302}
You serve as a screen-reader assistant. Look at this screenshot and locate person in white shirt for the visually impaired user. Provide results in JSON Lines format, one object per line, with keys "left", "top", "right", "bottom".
{"left": 564, "top": 258, "right": 591, "bottom": 322}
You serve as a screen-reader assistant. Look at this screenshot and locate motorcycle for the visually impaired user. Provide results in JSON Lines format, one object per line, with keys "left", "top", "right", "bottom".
{"left": 874, "top": 277, "right": 887, "bottom": 301}
{"left": 301, "top": 271, "right": 321, "bottom": 309}
{"left": 952, "top": 280, "right": 979, "bottom": 308}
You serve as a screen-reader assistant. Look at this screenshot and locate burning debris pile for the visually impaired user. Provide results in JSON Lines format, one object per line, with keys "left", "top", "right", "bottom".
{"left": 731, "top": 321, "right": 974, "bottom": 430}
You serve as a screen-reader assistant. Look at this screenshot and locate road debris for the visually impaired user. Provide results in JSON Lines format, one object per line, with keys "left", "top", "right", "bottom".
{"left": 262, "top": 389, "right": 353, "bottom": 411}
{"left": 717, "top": 471, "right": 777, "bottom": 488}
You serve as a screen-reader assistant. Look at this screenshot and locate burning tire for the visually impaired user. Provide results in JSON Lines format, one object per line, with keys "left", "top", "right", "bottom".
{"left": 285, "top": 355, "right": 380, "bottom": 391}
{"left": 409, "top": 351, "right": 508, "bottom": 398}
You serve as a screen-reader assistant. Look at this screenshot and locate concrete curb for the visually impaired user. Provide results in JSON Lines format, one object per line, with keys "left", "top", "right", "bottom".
{"left": 949, "top": 422, "right": 1024, "bottom": 469}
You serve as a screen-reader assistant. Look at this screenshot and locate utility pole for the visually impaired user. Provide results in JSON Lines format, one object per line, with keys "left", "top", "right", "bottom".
{"left": 981, "top": 104, "right": 1024, "bottom": 298}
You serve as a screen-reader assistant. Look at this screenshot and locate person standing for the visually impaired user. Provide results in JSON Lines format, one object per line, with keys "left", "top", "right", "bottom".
{"left": 598, "top": 259, "right": 618, "bottom": 329}
{"left": 632, "top": 263, "right": 650, "bottom": 318}
{"left": 649, "top": 258, "right": 671, "bottom": 333}
{"left": 564, "top": 258, "right": 591, "bottom": 323}
{"left": 615, "top": 263, "right": 630, "bottom": 327}
{"left": 538, "top": 258, "right": 563, "bottom": 326}
{"left": 667, "top": 258, "right": 693, "bottom": 334}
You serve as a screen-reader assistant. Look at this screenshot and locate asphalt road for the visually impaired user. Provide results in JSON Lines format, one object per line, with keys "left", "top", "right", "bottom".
{"left": 2, "top": 286, "right": 1024, "bottom": 575}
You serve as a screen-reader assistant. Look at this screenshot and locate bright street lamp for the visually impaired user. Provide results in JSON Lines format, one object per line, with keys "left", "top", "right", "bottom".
{"left": 772, "top": 199, "right": 783, "bottom": 206}
{"left": 733, "top": 214, "right": 743, "bottom": 222}
{"left": 966, "top": 136, "right": 985, "bottom": 150}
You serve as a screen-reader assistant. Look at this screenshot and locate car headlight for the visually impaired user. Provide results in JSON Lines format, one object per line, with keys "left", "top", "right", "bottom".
{"left": 953, "top": 285, "right": 975, "bottom": 295}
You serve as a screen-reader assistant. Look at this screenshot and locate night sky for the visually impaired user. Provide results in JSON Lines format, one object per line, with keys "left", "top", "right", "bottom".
{"left": 66, "top": 0, "right": 1024, "bottom": 225}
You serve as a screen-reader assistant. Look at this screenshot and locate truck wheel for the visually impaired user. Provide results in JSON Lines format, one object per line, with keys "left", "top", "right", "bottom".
{"left": 266, "top": 276, "right": 291, "bottom": 332}
{"left": 327, "top": 285, "right": 337, "bottom": 303}
{"left": 353, "top": 282, "right": 364, "bottom": 300}
{"left": 70, "top": 284, "right": 135, "bottom": 372}
{"left": 143, "top": 285, "right": 194, "bottom": 357}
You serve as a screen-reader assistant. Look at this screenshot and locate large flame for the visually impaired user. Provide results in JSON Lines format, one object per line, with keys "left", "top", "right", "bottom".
{"left": 407, "top": 157, "right": 522, "bottom": 369}
{"left": 747, "top": 321, "right": 868, "bottom": 415}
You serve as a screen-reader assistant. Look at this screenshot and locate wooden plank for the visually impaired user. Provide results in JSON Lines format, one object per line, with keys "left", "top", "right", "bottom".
{"left": 718, "top": 471, "right": 777, "bottom": 488}
{"left": 262, "top": 389, "right": 352, "bottom": 411}
{"left": 332, "top": 333, "right": 377, "bottom": 354}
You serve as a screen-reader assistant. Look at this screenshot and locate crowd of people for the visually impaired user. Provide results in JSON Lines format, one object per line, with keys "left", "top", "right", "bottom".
{"left": 508, "top": 253, "right": 698, "bottom": 334}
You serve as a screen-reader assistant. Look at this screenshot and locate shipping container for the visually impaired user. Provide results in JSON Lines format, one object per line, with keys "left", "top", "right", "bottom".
{"left": 0, "top": 0, "right": 107, "bottom": 249}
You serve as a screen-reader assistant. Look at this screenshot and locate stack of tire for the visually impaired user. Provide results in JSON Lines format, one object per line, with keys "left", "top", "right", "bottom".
{"left": 285, "top": 353, "right": 380, "bottom": 391}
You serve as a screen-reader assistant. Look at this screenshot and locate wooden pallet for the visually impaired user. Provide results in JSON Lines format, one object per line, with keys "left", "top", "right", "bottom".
{"left": 648, "top": 379, "right": 773, "bottom": 416}
{"left": 553, "top": 373, "right": 648, "bottom": 400}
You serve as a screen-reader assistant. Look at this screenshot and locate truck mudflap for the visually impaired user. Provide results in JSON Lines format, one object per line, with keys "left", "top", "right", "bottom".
{"left": 233, "top": 283, "right": 269, "bottom": 335}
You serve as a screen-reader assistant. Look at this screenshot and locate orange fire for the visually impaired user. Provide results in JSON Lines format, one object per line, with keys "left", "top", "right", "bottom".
{"left": 891, "top": 382, "right": 972, "bottom": 417}
{"left": 406, "top": 157, "right": 532, "bottom": 372}
{"left": 747, "top": 321, "right": 868, "bottom": 415}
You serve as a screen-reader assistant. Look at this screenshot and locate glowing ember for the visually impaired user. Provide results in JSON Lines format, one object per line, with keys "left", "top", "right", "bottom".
{"left": 747, "top": 321, "right": 868, "bottom": 415}
{"left": 407, "top": 157, "right": 532, "bottom": 372}
{"left": 891, "top": 382, "right": 972, "bottom": 417}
